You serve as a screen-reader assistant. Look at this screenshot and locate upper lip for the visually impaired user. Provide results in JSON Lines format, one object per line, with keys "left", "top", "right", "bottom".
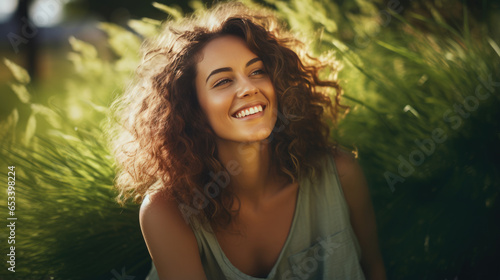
{"left": 231, "top": 101, "right": 267, "bottom": 117}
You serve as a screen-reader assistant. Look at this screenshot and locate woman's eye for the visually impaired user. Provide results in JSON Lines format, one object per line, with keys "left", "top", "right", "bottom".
{"left": 213, "top": 78, "right": 231, "bottom": 88}
{"left": 250, "top": 69, "right": 265, "bottom": 76}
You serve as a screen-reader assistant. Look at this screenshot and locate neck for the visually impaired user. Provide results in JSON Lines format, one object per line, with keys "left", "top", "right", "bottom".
{"left": 216, "top": 138, "right": 286, "bottom": 206}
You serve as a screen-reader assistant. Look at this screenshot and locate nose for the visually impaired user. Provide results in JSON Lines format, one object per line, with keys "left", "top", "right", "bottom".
{"left": 236, "top": 76, "right": 258, "bottom": 98}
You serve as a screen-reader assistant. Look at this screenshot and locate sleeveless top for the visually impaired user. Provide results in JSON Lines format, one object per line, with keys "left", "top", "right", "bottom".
{"left": 145, "top": 154, "right": 366, "bottom": 279}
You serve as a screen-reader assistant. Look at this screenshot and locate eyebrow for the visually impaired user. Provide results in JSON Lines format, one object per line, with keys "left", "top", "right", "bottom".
{"left": 205, "top": 57, "right": 262, "bottom": 84}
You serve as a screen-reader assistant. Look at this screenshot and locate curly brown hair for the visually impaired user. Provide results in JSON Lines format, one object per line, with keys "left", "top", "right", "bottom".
{"left": 109, "top": 1, "right": 346, "bottom": 229}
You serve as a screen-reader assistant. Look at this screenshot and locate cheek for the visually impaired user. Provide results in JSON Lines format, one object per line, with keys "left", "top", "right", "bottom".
{"left": 267, "top": 88, "right": 278, "bottom": 111}
{"left": 263, "top": 80, "right": 276, "bottom": 101}
{"left": 200, "top": 93, "right": 232, "bottom": 122}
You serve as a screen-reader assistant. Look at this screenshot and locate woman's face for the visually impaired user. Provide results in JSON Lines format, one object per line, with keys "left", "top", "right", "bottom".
{"left": 195, "top": 35, "right": 278, "bottom": 144}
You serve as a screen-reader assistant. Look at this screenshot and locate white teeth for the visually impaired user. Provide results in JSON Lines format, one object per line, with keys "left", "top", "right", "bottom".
{"left": 235, "top": 105, "right": 264, "bottom": 118}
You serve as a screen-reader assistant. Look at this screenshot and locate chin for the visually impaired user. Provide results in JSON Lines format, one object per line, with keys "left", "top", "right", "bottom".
{"left": 241, "top": 127, "right": 274, "bottom": 143}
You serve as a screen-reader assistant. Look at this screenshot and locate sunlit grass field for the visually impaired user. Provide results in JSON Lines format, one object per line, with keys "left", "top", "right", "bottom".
{"left": 1, "top": 0, "right": 499, "bottom": 279}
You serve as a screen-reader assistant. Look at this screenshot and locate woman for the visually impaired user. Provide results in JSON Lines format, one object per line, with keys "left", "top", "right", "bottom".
{"left": 110, "top": 2, "right": 386, "bottom": 279}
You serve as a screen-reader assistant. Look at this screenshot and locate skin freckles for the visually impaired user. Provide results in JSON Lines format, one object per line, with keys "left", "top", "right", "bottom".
{"left": 194, "top": 35, "right": 278, "bottom": 145}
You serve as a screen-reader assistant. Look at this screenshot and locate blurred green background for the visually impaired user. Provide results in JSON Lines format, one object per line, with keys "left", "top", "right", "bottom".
{"left": 0, "top": 0, "right": 499, "bottom": 279}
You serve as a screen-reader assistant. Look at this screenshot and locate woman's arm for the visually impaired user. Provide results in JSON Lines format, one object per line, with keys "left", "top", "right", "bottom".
{"left": 140, "top": 193, "right": 208, "bottom": 280}
{"left": 335, "top": 150, "right": 387, "bottom": 280}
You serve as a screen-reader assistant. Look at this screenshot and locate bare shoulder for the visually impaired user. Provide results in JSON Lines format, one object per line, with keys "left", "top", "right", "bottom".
{"left": 332, "top": 148, "right": 365, "bottom": 186}
{"left": 140, "top": 191, "right": 185, "bottom": 228}
{"left": 331, "top": 148, "right": 371, "bottom": 224}
{"left": 140, "top": 190, "right": 207, "bottom": 280}
{"left": 332, "top": 149, "right": 387, "bottom": 279}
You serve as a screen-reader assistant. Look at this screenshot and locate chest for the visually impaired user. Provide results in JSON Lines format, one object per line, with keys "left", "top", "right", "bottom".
{"left": 214, "top": 183, "right": 299, "bottom": 278}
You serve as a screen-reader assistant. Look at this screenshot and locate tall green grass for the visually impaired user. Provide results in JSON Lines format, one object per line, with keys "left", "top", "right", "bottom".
{"left": 0, "top": 13, "right": 154, "bottom": 280}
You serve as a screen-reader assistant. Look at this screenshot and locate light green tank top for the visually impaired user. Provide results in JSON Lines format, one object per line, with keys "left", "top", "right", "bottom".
{"left": 146, "top": 154, "right": 366, "bottom": 279}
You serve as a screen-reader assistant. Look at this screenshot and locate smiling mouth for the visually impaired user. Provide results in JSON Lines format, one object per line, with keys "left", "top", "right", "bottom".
{"left": 233, "top": 105, "right": 265, "bottom": 119}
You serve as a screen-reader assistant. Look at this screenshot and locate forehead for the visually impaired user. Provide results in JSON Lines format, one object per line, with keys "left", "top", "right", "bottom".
{"left": 196, "top": 35, "right": 258, "bottom": 72}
